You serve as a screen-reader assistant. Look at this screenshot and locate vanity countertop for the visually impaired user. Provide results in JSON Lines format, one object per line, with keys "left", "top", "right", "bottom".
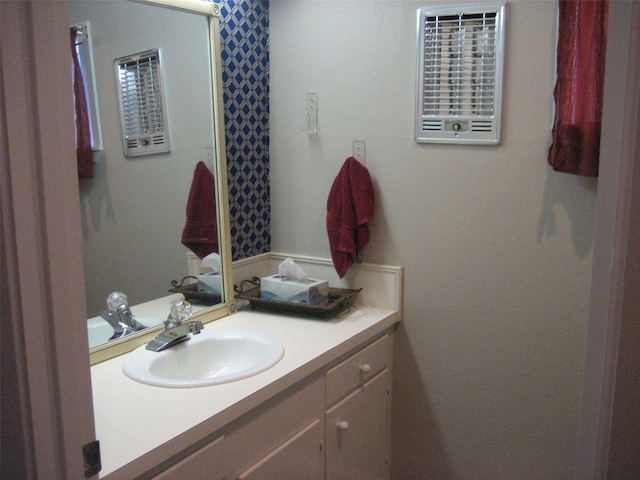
{"left": 92, "top": 305, "right": 400, "bottom": 478}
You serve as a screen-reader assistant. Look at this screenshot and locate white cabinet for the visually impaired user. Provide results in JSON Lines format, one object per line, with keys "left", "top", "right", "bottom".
{"left": 238, "top": 419, "right": 324, "bottom": 480}
{"left": 149, "top": 331, "right": 393, "bottom": 480}
{"left": 225, "top": 375, "right": 325, "bottom": 479}
{"left": 151, "top": 435, "right": 226, "bottom": 480}
{"left": 325, "top": 334, "right": 393, "bottom": 480}
{"left": 326, "top": 369, "right": 392, "bottom": 480}
{"left": 325, "top": 332, "right": 392, "bottom": 406}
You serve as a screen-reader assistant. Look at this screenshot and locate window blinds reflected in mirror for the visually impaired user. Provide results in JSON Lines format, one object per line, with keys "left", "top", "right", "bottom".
{"left": 115, "top": 48, "right": 171, "bottom": 156}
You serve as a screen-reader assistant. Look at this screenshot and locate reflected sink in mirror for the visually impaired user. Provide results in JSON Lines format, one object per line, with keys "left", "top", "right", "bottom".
{"left": 87, "top": 316, "right": 162, "bottom": 349}
{"left": 122, "top": 329, "right": 284, "bottom": 388}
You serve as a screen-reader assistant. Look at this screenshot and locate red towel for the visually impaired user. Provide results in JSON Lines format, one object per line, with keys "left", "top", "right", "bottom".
{"left": 326, "top": 157, "right": 375, "bottom": 278}
{"left": 181, "top": 161, "right": 218, "bottom": 258}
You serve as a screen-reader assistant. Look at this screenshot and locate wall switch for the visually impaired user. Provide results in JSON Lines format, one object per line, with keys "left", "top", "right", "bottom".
{"left": 353, "top": 140, "right": 366, "bottom": 163}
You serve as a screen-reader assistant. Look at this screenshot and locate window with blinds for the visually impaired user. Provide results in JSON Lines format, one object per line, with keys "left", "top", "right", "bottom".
{"left": 415, "top": 3, "right": 506, "bottom": 145}
{"left": 115, "top": 49, "right": 170, "bottom": 156}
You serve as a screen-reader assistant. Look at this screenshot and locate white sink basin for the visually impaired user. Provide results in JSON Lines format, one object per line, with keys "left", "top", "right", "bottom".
{"left": 87, "top": 318, "right": 115, "bottom": 348}
{"left": 122, "top": 328, "right": 284, "bottom": 388}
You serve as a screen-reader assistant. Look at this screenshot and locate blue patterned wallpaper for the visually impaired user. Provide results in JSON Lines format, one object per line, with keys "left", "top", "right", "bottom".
{"left": 219, "top": 0, "right": 271, "bottom": 261}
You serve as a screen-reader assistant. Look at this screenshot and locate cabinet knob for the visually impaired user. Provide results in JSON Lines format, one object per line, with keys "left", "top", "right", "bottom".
{"left": 336, "top": 421, "right": 349, "bottom": 431}
{"left": 359, "top": 363, "right": 372, "bottom": 374}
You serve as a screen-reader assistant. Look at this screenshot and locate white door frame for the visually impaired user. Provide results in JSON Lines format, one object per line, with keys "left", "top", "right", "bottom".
{"left": 575, "top": 1, "right": 640, "bottom": 477}
{"left": 1, "top": 1, "right": 97, "bottom": 478}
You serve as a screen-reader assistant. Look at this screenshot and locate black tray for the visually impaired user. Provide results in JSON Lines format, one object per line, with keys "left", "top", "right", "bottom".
{"left": 169, "top": 276, "right": 222, "bottom": 305}
{"left": 235, "top": 285, "right": 362, "bottom": 319}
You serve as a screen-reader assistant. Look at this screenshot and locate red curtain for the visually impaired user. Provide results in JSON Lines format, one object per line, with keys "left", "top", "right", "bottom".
{"left": 548, "top": 0, "right": 609, "bottom": 177}
{"left": 71, "top": 28, "right": 93, "bottom": 179}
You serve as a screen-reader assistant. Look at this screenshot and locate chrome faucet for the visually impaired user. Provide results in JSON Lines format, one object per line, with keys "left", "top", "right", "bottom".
{"left": 146, "top": 299, "right": 204, "bottom": 352}
{"left": 101, "top": 291, "right": 146, "bottom": 341}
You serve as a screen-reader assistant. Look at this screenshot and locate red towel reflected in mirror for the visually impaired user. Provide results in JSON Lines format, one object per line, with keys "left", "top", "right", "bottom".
{"left": 182, "top": 161, "right": 218, "bottom": 258}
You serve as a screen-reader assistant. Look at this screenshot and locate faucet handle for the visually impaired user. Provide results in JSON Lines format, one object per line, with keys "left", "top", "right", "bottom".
{"left": 146, "top": 302, "right": 200, "bottom": 352}
{"left": 106, "top": 291, "right": 128, "bottom": 311}
{"left": 166, "top": 299, "right": 192, "bottom": 327}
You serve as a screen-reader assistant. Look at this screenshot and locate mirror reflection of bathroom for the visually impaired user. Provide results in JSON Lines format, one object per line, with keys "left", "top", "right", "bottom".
{"left": 69, "top": 0, "right": 223, "bottom": 349}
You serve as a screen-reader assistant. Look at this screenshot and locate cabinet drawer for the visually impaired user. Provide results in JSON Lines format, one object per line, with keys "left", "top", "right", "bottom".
{"left": 325, "top": 333, "right": 392, "bottom": 406}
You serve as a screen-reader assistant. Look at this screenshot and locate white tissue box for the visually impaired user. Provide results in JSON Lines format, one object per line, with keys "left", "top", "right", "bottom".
{"left": 260, "top": 275, "right": 329, "bottom": 305}
{"left": 197, "top": 273, "right": 222, "bottom": 294}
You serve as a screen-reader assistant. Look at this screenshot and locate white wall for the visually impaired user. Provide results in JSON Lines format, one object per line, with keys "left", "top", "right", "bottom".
{"left": 269, "top": 1, "right": 595, "bottom": 478}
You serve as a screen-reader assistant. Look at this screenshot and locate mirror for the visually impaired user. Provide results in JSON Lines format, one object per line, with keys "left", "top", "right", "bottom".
{"left": 69, "top": 0, "right": 234, "bottom": 362}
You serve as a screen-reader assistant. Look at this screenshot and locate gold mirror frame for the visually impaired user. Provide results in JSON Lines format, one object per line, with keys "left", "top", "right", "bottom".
{"left": 88, "top": 0, "right": 235, "bottom": 364}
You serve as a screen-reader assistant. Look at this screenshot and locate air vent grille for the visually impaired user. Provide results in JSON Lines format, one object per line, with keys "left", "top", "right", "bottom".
{"left": 115, "top": 49, "right": 170, "bottom": 156}
{"left": 472, "top": 120, "right": 494, "bottom": 132}
{"left": 422, "top": 119, "right": 443, "bottom": 131}
{"left": 415, "top": 3, "right": 506, "bottom": 145}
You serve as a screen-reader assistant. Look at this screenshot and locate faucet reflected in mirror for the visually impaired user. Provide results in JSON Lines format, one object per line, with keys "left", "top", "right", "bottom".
{"left": 68, "top": 0, "right": 230, "bottom": 354}
{"left": 100, "top": 291, "right": 146, "bottom": 340}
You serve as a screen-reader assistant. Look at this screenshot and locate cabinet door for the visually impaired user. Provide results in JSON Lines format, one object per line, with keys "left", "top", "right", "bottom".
{"left": 237, "top": 419, "right": 324, "bottom": 480}
{"left": 151, "top": 435, "right": 226, "bottom": 480}
{"left": 325, "top": 369, "right": 391, "bottom": 480}
{"left": 225, "top": 375, "right": 324, "bottom": 477}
